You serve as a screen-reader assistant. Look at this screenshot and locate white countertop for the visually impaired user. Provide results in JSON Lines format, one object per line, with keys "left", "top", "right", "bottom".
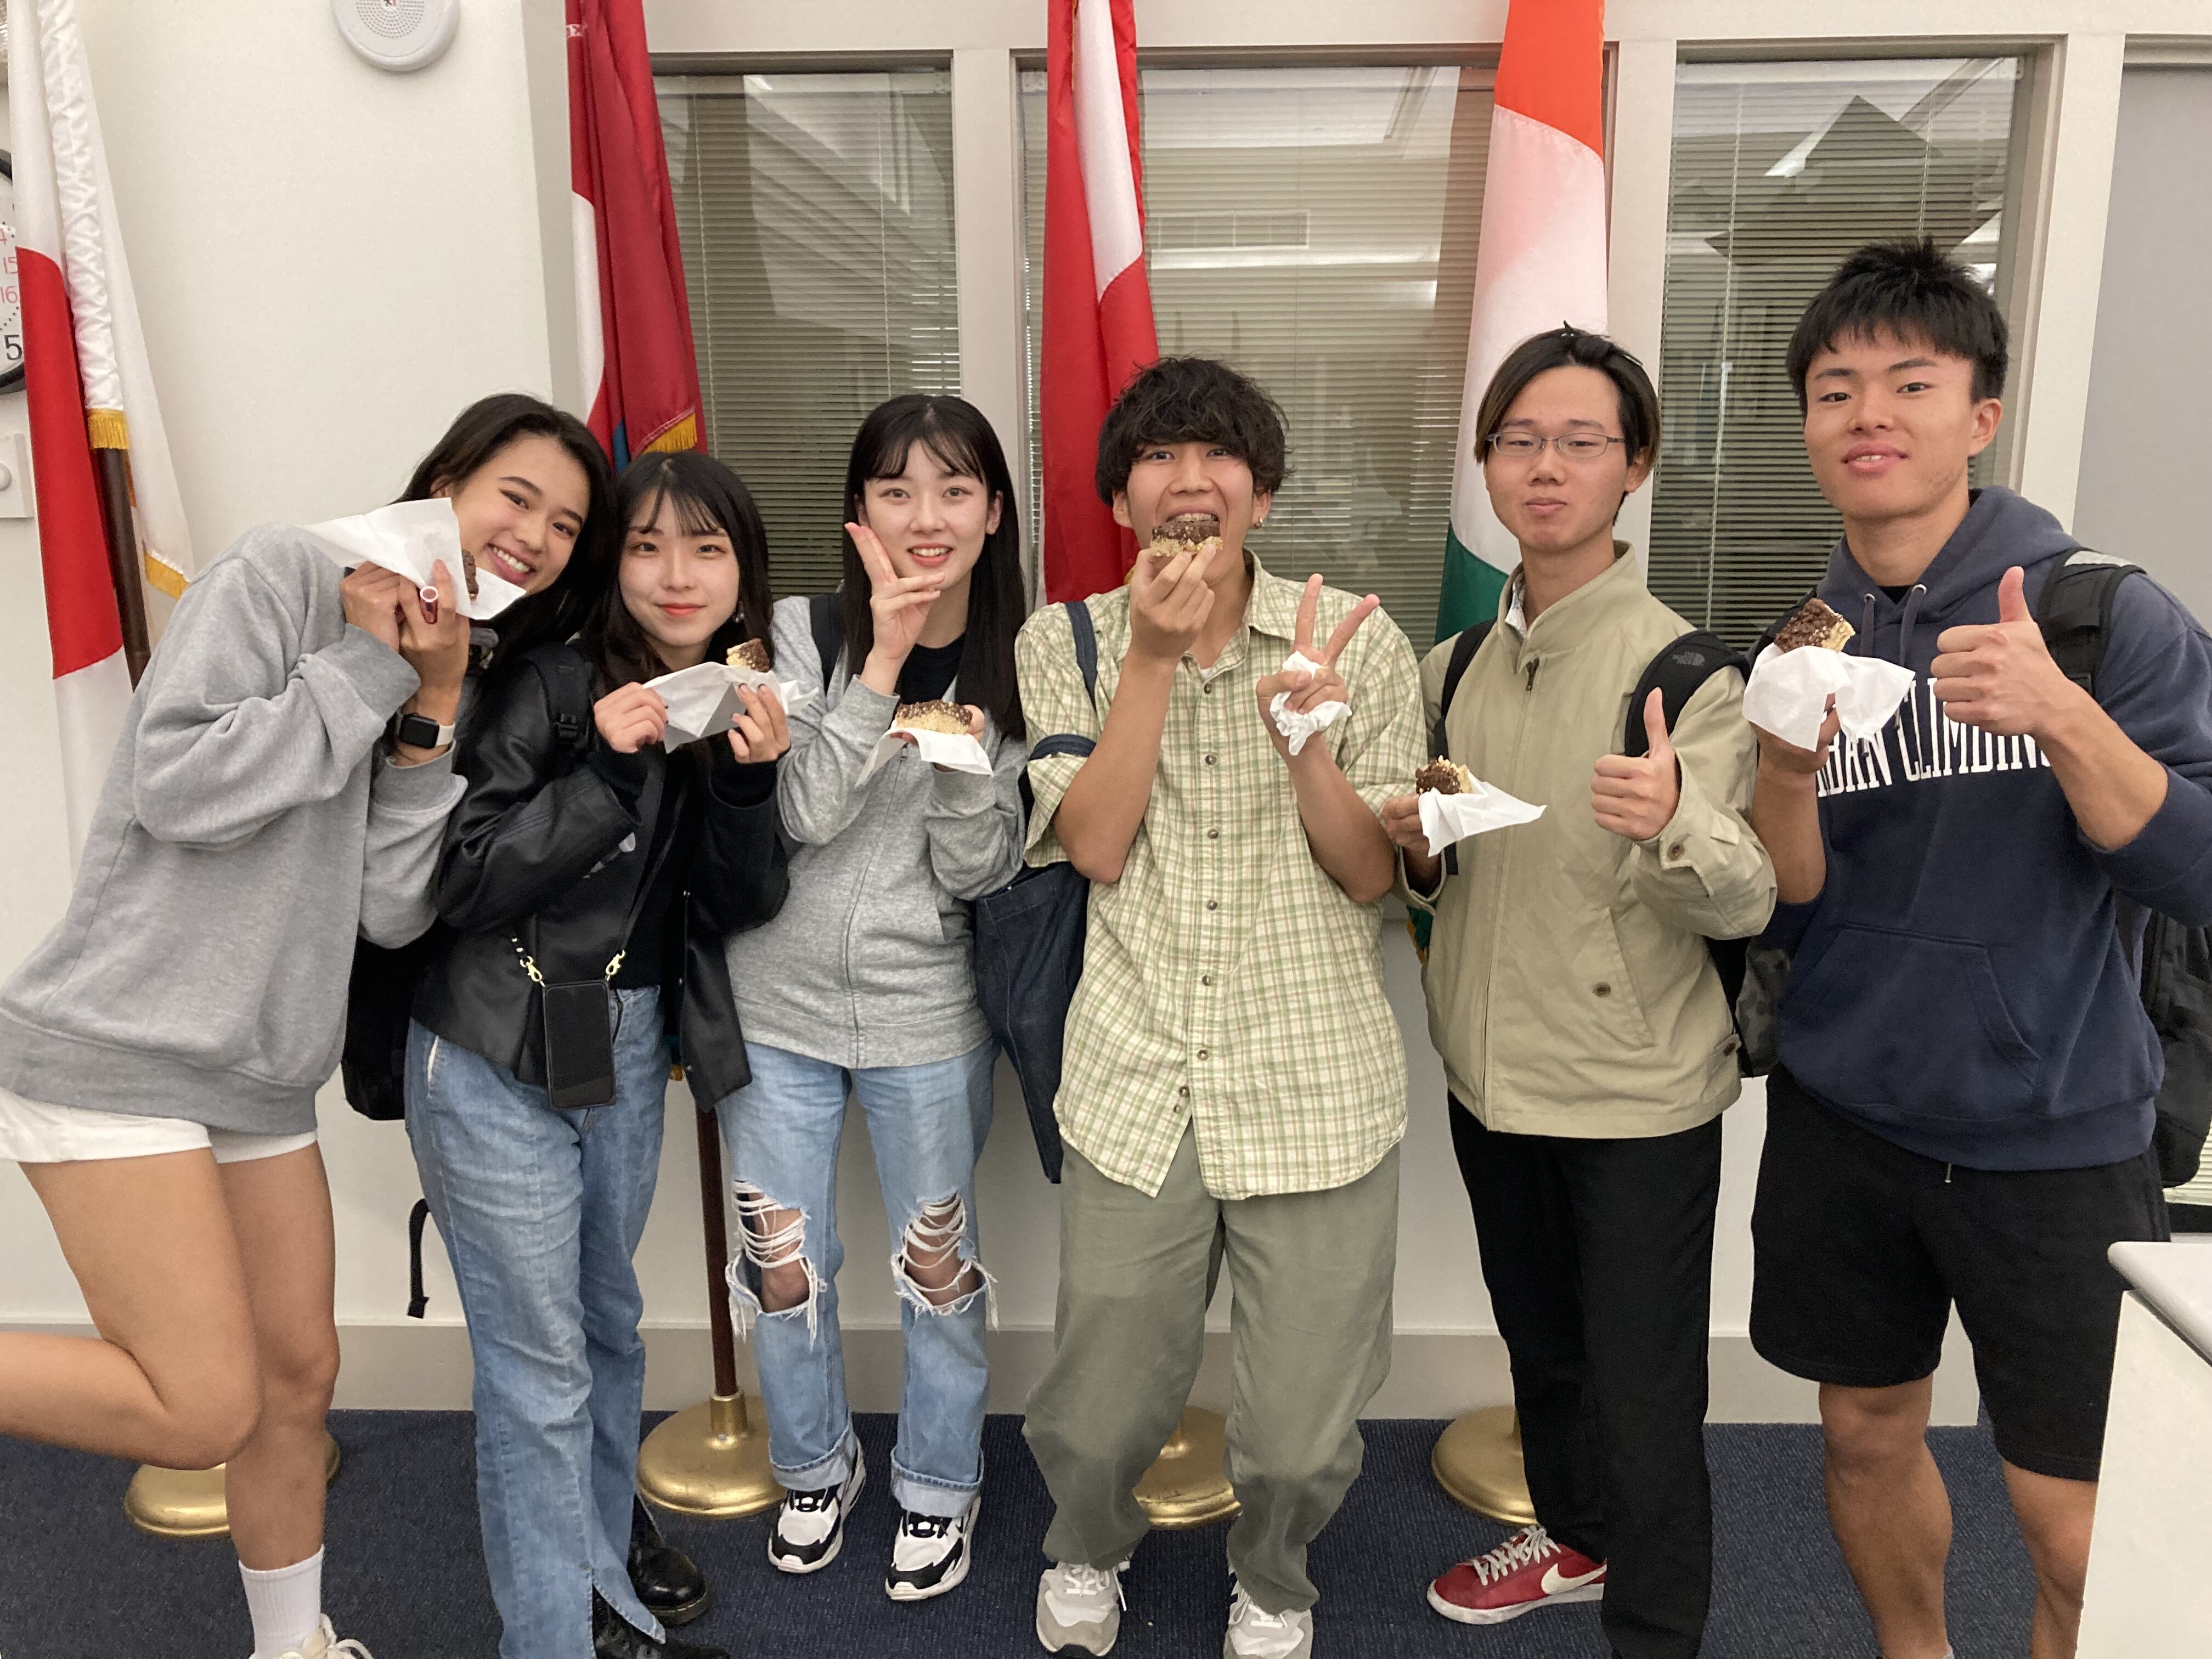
{"left": 2111, "top": 1239, "right": 2212, "bottom": 1365}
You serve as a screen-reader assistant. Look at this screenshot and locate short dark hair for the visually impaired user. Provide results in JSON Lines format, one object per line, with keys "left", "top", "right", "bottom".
{"left": 840, "top": 393, "right": 1026, "bottom": 742}
{"left": 1785, "top": 239, "right": 2009, "bottom": 411}
{"left": 1094, "top": 356, "right": 1289, "bottom": 504}
{"left": 585, "top": 450, "right": 775, "bottom": 688}
{"left": 1475, "top": 325, "right": 1662, "bottom": 464}
{"left": 398, "top": 392, "right": 618, "bottom": 674}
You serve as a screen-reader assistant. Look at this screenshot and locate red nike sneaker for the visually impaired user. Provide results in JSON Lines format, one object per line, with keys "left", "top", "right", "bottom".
{"left": 1425, "top": 1525, "right": 1606, "bottom": 1624}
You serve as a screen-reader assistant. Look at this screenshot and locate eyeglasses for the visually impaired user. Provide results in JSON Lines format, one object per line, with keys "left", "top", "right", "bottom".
{"left": 1486, "top": 432, "right": 1628, "bottom": 462}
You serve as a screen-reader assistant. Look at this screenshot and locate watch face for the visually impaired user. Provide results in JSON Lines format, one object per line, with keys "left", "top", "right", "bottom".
{"left": 0, "top": 154, "right": 21, "bottom": 396}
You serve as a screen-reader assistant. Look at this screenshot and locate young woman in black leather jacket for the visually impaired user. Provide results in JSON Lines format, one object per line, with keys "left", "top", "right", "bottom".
{"left": 403, "top": 453, "right": 791, "bottom": 1659}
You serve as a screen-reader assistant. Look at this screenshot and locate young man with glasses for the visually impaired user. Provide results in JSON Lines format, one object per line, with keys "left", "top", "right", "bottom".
{"left": 1386, "top": 326, "right": 1774, "bottom": 1659}
{"left": 1746, "top": 240, "right": 2212, "bottom": 1659}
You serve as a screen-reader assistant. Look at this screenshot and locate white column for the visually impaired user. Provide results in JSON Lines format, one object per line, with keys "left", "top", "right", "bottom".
{"left": 950, "top": 46, "right": 1031, "bottom": 559}
{"left": 2011, "top": 32, "right": 2126, "bottom": 529}
{"left": 1606, "top": 35, "right": 1677, "bottom": 567}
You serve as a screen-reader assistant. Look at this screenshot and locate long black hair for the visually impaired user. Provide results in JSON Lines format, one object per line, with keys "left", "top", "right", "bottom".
{"left": 582, "top": 450, "right": 774, "bottom": 689}
{"left": 398, "top": 393, "right": 618, "bottom": 672}
{"left": 839, "top": 394, "right": 1026, "bottom": 742}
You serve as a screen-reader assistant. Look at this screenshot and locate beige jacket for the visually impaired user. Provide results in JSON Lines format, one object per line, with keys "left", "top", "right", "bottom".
{"left": 1405, "top": 548, "right": 1775, "bottom": 1138}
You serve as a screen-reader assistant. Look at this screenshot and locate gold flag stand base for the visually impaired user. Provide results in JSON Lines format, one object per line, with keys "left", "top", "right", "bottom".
{"left": 1430, "top": 1405, "right": 1537, "bottom": 1526}
{"left": 125, "top": 1431, "right": 342, "bottom": 1540}
{"left": 1135, "top": 1406, "right": 1238, "bottom": 1529}
{"left": 635, "top": 1390, "right": 783, "bottom": 1520}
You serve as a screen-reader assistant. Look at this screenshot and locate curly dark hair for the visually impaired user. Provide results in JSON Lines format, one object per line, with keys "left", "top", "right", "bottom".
{"left": 1094, "top": 356, "right": 1289, "bottom": 504}
{"left": 1786, "top": 238, "right": 2009, "bottom": 411}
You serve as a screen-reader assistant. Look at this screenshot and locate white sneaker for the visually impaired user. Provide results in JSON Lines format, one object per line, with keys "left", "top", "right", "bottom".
{"left": 768, "top": 1442, "right": 867, "bottom": 1573}
{"left": 270, "top": 1618, "right": 374, "bottom": 1659}
{"left": 886, "top": 1494, "right": 980, "bottom": 1601}
{"left": 1224, "top": 1578, "right": 1312, "bottom": 1659}
{"left": 1035, "top": 1560, "right": 1127, "bottom": 1654}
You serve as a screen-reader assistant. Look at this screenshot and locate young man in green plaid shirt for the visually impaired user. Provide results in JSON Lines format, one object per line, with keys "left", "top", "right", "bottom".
{"left": 1015, "top": 358, "right": 1425, "bottom": 1659}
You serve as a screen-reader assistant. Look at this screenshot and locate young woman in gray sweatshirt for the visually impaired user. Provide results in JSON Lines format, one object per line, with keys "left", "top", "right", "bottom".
{"left": 714, "top": 395, "right": 1026, "bottom": 1601}
{"left": 0, "top": 395, "right": 614, "bottom": 1659}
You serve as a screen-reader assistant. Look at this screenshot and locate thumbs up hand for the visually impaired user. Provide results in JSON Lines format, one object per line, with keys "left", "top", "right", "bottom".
{"left": 1592, "top": 688, "right": 1683, "bottom": 843}
{"left": 1932, "top": 565, "right": 2080, "bottom": 738}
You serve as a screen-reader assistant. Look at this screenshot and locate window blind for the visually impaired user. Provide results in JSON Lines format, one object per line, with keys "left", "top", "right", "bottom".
{"left": 1020, "top": 66, "right": 1500, "bottom": 653}
{"left": 1649, "top": 58, "right": 2027, "bottom": 647}
{"left": 658, "top": 70, "right": 960, "bottom": 602}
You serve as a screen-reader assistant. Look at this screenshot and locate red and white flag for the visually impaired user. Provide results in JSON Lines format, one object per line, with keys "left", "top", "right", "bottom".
{"left": 8, "top": 0, "right": 196, "bottom": 858}
{"left": 1435, "top": 0, "right": 1608, "bottom": 640}
{"left": 1040, "top": 0, "right": 1159, "bottom": 602}
{"left": 568, "top": 0, "right": 704, "bottom": 467}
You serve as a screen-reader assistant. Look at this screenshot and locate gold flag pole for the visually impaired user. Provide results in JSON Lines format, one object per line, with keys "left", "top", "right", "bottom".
{"left": 635, "top": 1101, "right": 781, "bottom": 1517}
{"left": 1431, "top": 1405, "right": 1537, "bottom": 1526}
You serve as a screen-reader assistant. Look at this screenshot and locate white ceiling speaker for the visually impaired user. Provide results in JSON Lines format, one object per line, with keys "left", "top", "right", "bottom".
{"left": 332, "top": 0, "right": 459, "bottom": 73}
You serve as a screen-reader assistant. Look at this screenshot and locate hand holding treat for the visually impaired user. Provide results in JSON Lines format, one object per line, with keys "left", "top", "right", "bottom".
{"left": 727, "top": 681, "right": 790, "bottom": 765}
{"left": 860, "top": 698, "right": 992, "bottom": 781}
{"left": 596, "top": 682, "right": 670, "bottom": 754}
{"left": 1128, "top": 520, "right": 1216, "bottom": 666}
{"left": 1147, "top": 511, "right": 1222, "bottom": 572}
{"left": 396, "top": 557, "right": 471, "bottom": 699}
{"left": 1400, "top": 754, "right": 1547, "bottom": 857}
{"left": 1742, "top": 591, "right": 1912, "bottom": 754}
{"left": 1592, "top": 689, "right": 1681, "bottom": 843}
{"left": 1257, "top": 573, "right": 1378, "bottom": 759}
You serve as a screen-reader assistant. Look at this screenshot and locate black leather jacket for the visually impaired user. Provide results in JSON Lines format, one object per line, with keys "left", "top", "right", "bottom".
{"left": 411, "top": 645, "right": 788, "bottom": 1109}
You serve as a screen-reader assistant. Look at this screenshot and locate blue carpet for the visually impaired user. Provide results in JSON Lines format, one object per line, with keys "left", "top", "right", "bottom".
{"left": 0, "top": 1414, "right": 2034, "bottom": 1657}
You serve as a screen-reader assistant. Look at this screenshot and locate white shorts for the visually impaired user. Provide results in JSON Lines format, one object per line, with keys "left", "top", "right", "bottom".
{"left": 0, "top": 1086, "right": 317, "bottom": 1166}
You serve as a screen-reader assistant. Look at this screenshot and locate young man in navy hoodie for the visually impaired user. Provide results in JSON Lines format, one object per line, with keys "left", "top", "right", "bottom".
{"left": 1746, "top": 240, "right": 2212, "bottom": 1659}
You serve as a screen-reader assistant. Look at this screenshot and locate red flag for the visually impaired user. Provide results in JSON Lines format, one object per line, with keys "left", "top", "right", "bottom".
{"left": 1041, "top": 0, "right": 1159, "bottom": 602}
{"left": 568, "top": 0, "right": 703, "bottom": 466}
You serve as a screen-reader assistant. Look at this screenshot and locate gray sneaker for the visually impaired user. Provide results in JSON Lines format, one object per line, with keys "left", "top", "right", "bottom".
{"left": 1036, "top": 1561, "right": 1127, "bottom": 1654}
{"left": 1223, "top": 1578, "right": 1312, "bottom": 1659}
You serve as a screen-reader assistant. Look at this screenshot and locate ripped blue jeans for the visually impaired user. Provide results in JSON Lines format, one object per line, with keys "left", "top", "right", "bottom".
{"left": 714, "top": 1039, "right": 995, "bottom": 1516}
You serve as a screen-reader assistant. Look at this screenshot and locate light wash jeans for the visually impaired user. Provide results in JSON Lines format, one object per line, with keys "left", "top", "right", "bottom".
{"left": 715, "top": 1039, "right": 995, "bottom": 1517}
{"left": 404, "top": 989, "right": 667, "bottom": 1659}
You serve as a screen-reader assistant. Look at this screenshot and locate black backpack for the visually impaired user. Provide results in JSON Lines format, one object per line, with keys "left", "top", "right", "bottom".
{"left": 1429, "top": 619, "right": 1758, "bottom": 1060}
{"left": 339, "top": 652, "right": 593, "bottom": 1121}
{"left": 805, "top": 592, "right": 1100, "bottom": 1183}
{"left": 1735, "top": 554, "right": 2212, "bottom": 1187}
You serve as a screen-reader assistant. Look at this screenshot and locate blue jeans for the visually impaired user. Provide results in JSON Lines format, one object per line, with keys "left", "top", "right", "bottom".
{"left": 405, "top": 991, "right": 667, "bottom": 1659}
{"left": 715, "top": 1040, "right": 995, "bottom": 1516}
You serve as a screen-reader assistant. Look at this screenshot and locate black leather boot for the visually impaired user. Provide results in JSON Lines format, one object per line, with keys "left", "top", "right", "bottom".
{"left": 592, "top": 1588, "right": 730, "bottom": 1659}
{"left": 629, "top": 1495, "right": 713, "bottom": 1626}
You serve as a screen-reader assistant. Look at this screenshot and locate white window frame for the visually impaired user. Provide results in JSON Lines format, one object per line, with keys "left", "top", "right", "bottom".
{"left": 641, "top": 0, "right": 2211, "bottom": 580}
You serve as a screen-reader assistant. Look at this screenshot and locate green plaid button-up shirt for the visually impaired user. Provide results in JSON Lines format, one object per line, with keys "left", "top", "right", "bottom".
{"left": 1015, "top": 560, "right": 1425, "bottom": 1200}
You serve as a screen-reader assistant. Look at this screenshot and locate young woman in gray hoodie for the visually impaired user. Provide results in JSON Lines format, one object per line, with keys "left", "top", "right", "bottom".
{"left": 0, "top": 395, "right": 615, "bottom": 1659}
{"left": 715, "top": 394, "right": 1027, "bottom": 1602}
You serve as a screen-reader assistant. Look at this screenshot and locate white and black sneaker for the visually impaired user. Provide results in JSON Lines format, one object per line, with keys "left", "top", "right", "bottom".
{"left": 767, "top": 1444, "right": 866, "bottom": 1574}
{"left": 885, "top": 1494, "right": 980, "bottom": 1602}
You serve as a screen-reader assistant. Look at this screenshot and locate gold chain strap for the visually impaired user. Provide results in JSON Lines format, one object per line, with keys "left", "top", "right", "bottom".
{"left": 509, "top": 938, "right": 626, "bottom": 986}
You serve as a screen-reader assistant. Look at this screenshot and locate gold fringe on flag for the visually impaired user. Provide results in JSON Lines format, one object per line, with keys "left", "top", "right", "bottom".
{"left": 641, "top": 413, "right": 700, "bottom": 455}
{"left": 87, "top": 407, "right": 129, "bottom": 449}
{"left": 84, "top": 407, "right": 188, "bottom": 597}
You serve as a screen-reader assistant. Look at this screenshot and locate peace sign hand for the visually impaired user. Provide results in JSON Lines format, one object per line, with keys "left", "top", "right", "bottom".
{"left": 1254, "top": 574, "right": 1380, "bottom": 760}
{"left": 851, "top": 520, "right": 944, "bottom": 682}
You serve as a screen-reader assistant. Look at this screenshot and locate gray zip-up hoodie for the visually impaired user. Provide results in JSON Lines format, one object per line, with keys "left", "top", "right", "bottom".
{"left": 0, "top": 527, "right": 464, "bottom": 1134}
{"left": 726, "top": 594, "right": 1024, "bottom": 1069}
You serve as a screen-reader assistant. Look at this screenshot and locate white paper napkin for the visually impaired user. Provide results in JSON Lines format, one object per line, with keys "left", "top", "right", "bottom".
{"left": 1418, "top": 780, "right": 1546, "bottom": 857}
{"left": 860, "top": 724, "right": 992, "bottom": 782}
{"left": 1740, "top": 644, "right": 1916, "bottom": 752}
{"left": 303, "top": 499, "right": 526, "bottom": 620}
{"left": 1267, "top": 650, "right": 1350, "bottom": 756}
{"left": 642, "top": 663, "right": 806, "bottom": 747}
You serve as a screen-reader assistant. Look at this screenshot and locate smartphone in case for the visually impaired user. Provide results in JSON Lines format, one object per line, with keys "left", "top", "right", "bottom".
{"left": 540, "top": 980, "right": 617, "bottom": 1109}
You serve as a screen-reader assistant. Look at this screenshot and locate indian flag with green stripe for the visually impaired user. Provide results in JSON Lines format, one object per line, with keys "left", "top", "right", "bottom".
{"left": 1434, "top": 0, "right": 1610, "bottom": 645}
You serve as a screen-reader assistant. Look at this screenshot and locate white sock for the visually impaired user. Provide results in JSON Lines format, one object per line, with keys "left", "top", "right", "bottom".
{"left": 240, "top": 1548, "right": 324, "bottom": 1658}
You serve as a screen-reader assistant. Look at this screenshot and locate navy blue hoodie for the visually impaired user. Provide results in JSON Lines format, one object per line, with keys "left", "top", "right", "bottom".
{"left": 1768, "top": 487, "right": 2212, "bottom": 1171}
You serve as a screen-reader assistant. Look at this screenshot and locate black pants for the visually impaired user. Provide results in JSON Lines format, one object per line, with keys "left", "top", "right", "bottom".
{"left": 1449, "top": 1101, "right": 1722, "bottom": 1659}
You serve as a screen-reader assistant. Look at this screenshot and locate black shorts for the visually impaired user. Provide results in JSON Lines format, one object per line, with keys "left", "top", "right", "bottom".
{"left": 1749, "top": 1069, "right": 2168, "bottom": 1481}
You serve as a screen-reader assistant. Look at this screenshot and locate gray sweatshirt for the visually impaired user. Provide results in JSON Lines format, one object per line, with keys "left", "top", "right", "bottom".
{"left": 0, "top": 527, "right": 464, "bottom": 1134}
{"left": 726, "top": 594, "right": 1024, "bottom": 1069}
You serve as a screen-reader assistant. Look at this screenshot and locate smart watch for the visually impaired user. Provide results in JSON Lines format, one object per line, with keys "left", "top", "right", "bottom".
{"left": 394, "top": 712, "right": 456, "bottom": 752}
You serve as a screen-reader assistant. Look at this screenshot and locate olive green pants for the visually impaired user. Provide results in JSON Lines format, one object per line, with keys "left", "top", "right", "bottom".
{"left": 1023, "top": 1127, "right": 1400, "bottom": 1612}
